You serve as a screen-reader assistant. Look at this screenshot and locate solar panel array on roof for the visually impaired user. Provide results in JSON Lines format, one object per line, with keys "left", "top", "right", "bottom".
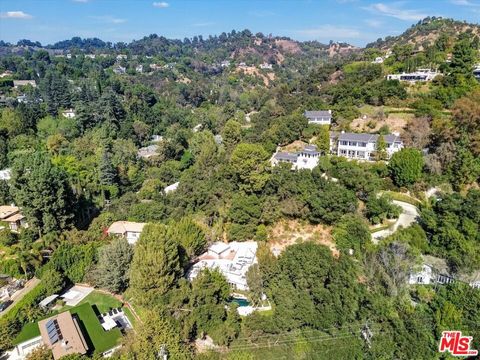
{"left": 46, "top": 319, "right": 63, "bottom": 345}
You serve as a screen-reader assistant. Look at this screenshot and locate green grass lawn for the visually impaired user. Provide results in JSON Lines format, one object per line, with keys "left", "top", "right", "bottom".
{"left": 13, "top": 322, "right": 40, "bottom": 345}
{"left": 78, "top": 291, "right": 122, "bottom": 313}
{"left": 71, "top": 302, "right": 122, "bottom": 354}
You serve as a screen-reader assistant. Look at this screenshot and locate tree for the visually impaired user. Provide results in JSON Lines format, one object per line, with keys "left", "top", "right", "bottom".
{"left": 25, "top": 345, "right": 53, "bottom": 360}
{"left": 230, "top": 143, "right": 270, "bottom": 192}
{"left": 388, "top": 148, "right": 424, "bottom": 187}
{"left": 121, "top": 310, "right": 192, "bottom": 360}
{"left": 10, "top": 153, "right": 74, "bottom": 235}
{"left": 41, "top": 268, "right": 65, "bottom": 295}
{"left": 222, "top": 120, "right": 242, "bottom": 151}
{"left": 333, "top": 214, "right": 370, "bottom": 256}
{"left": 374, "top": 134, "right": 387, "bottom": 161}
{"left": 167, "top": 217, "right": 206, "bottom": 265}
{"left": 93, "top": 237, "right": 133, "bottom": 293}
{"left": 129, "top": 224, "right": 182, "bottom": 304}
{"left": 314, "top": 125, "right": 330, "bottom": 155}
{"left": 365, "top": 194, "right": 401, "bottom": 225}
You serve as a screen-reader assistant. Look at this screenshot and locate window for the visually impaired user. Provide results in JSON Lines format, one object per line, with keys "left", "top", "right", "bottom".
{"left": 340, "top": 141, "right": 348, "bottom": 146}
{"left": 417, "top": 276, "right": 423, "bottom": 283}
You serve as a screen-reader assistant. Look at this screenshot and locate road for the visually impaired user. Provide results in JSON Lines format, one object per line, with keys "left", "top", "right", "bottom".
{"left": 0, "top": 277, "right": 40, "bottom": 317}
{"left": 371, "top": 200, "right": 419, "bottom": 244}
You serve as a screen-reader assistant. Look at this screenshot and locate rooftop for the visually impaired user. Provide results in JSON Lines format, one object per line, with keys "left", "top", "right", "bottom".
{"left": 304, "top": 110, "right": 332, "bottom": 119}
{"left": 107, "top": 221, "right": 146, "bottom": 235}
{"left": 38, "top": 311, "right": 88, "bottom": 360}
{"left": 0, "top": 205, "right": 20, "bottom": 220}
{"left": 332, "top": 132, "right": 402, "bottom": 144}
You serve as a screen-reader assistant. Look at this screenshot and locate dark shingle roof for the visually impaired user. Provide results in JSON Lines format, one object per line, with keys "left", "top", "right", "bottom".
{"left": 336, "top": 132, "right": 402, "bottom": 144}
{"left": 304, "top": 110, "right": 332, "bottom": 119}
{"left": 274, "top": 152, "right": 298, "bottom": 162}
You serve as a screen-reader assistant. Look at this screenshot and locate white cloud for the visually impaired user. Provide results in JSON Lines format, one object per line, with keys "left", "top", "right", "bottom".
{"left": 153, "top": 2, "right": 169, "bottom": 8}
{"left": 364, "top": 3, "right": 428, "bottom": 21}
{"left": 90, "top": 15, "right": 127, "bottom": 24}
{"left": 450, "top": 0, "right": 480, "bottom": 6}
{"left": 296, "top": 25, "right": 363, "bottom": 40}
{"left": 0, "top": 11, "right": 33, "bottom": 19}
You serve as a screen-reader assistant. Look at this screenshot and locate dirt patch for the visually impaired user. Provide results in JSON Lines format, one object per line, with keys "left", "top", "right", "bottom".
{"left": 269, "top": 220, "right": 338, "bottom": 257}
{"left": 274, "top": 39, "right": 302, "bottom": 54}
{"left": 236, "top": 66, "right": 275, "bottom": 86}
{"left": 281, "top": 140, "right": 309, "bottom": 152}
{"left": 350, "top": 112, "right": 413, "bottom": 134}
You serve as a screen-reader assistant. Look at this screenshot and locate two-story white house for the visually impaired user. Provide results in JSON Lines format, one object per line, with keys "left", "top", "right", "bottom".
{"left": 271, "top": 144, "right": 320, "bottom": 170}
{"left": 107, "top": 221, "right": 146, "bottom": 245}
{"left": 474, "top": 65, "right": 480, "bottom": 81}
{"left": 330, "top": 132, "right": 403, "bottom": 161}
{"left": 304, "top": 110, "right": 332, "bottom": 125}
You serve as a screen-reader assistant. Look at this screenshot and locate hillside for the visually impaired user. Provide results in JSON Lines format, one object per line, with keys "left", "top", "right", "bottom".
{"left": 366, "top": 17, "right": 480, "bottom": 51}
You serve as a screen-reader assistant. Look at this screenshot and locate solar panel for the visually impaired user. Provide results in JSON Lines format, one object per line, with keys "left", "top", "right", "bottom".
{"left": 45, "top": 319, "right": 63, "bottom": 345}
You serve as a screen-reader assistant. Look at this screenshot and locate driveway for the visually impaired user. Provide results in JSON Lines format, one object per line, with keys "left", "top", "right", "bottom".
{"left": 0, "top": 277, "right": 41, "bottom": 317}
{"left": 371, "top": 200, "right": 419, "bottom": 244}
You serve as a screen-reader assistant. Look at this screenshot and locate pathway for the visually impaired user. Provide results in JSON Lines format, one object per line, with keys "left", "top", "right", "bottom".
{"left": 371, "top": 200, "right": 419, "bottom": 244}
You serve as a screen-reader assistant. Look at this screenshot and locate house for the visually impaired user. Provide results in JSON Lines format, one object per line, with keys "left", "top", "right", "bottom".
{"left": 409, "top": 255, "right": 480, "bottom": 289}
{"left": 238, "top": 62, "right": 247, "bottom": 68}
{"left": 0, "top": 168, "right": 11, "bottom": 181}
{"left": 330, "top": 131, "right": 403, "bottom": 161}
{"left": 66, "top": 54, "right": 72, "bottom": 59}
{"left": 85, "top": 54, "right": 96, "bottom": 59}
{"left": 387, "top": 69, "right": 439, "bottom": 82}
{"left": 304, "top": 110, "right": 332, "bottom": 125}
{"left": 38, "top": 311, "right": 88, "bottom": 360}
{"left": 116, "top": 54, "right": 127, "bottom": 61}
{"left": 164, "top": 182, "right": 179, "bottom": 194}
{"left": 474, "top": 65, "right": 480, "bottom": 81}
{"left": 61, "top": 109, "right": 75, "bottom": 118}
{"left": 135, "top": 64, "right": 143, "bottom": 73}
{"left": 107, "top": 221, "right": 146, "bottom": 245}
{"left": 259, "top": 63, "right": 273, "bottom": 70}
{"left": 214, "top": 134, "right": 223, "bottom": 144}
{"left": 192, "top": 124, "right": 203, "bottom": 133}
{"left": 271, "top": 144, "right": 320, "bottom": 170}
{"left": 220, "top": 60, "right": 231, "bottom": 68}
{"left": 0, "top": 205, "right": 28, "bottom": 232}
{"left": 0, "top": 70, "right": 13, "bottom": 78}
{"left": 187, "top": 241, "right": 258, "bottom": 291}
{"left": 137, "top": 144, "right": 159, "bottom": 159}
{"left": 151, "top": 134, "right": 163, "bottom": 143}
{"left": 113, "top": 66, "right": 126, "bottom": 75}
{"left": 149, "top": 63, "right": 162, "bottom": 71}
{"left": 372, "top": 57, "right": 384, "bottom": 64}
{"left": 13, "top": 80, "right": 36, "bottom": 88}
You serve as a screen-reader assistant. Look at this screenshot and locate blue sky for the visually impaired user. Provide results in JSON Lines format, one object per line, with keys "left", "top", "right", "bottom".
{"left": 0, "top": 0, "right": 479, "bottom": 46}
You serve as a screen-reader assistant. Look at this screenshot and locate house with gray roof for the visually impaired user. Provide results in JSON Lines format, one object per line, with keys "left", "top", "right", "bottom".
{"left": 304, "top": 110, "right": 332, "bottom": 125}
{"left": 271, "top": 144, "right": 320, "bottom": 170}
{"left": 330, "top": 131, "right": 403, "bottom": 161}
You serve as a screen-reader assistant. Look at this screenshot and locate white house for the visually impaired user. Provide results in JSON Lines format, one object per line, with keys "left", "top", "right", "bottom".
{"left": 137, "top": 144, "right": 159, "bottom": 159}
{"left": 13, "top": 80, "right": 36, "bottom": 88}
{"left": 107, "top": 221, "right": 146, "bottom": 245}
{"left": 187, "top": 241, "right": 258, "bottom": 291}
{"left": 474, "top": 64, "right": 480, "bottom": 81}
{"left": 116, "top": 54, "right": 127, "bottom": 61}
{"left": 220, "top": 60, "right": 231, "bottom": 68}
{"left": 271, "top": 144, "right": 320, "bottom": 170}
{"left": 304, "top": 110, "right": 332, "bottom": 125}
{"left": 0, "top": 168, "right": 11, "bottom": 181}
{"left": 61, "top": 109, "right": 75, "bottom": 118}
{"left": 387, "top": 69, "right": 439, "bottom": 82}
{"left": 136, "top": 64, "right": 143, "bottom": 73}
{"left": 85, "top": 54, "right": 96, "bottom": 59}
{"left": 409, "top": 255, "right": 480, "bottom": 289}
{"left": 330, "top": 132, "right": 403, "bottom": 161}
{"left": 372, "top": 57, "right": 384, "bottom": 64}
{"left": 259, "top": 63, "right": 273, "bottom": 70}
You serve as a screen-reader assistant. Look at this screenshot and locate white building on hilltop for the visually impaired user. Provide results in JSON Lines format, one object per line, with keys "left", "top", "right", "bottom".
{"left": 304, "top": 110, "right": 332, "bottom": 125}
{"left": 0, "top": 168, "right": 11, "bottom": 181}
{"left": 387, "top": 69, "right": 439, "bottom": 82}
{"left": 61, "top": 109, "right": 75, "bottom": 118}
{"left": 187, "top": 241, "right": 258, "bottom": 291}
{"left": 271, "top": 144, "right": 320, "bottom": 170}
{"left": 330, "top": 132, "right": 403, "bottom": 161}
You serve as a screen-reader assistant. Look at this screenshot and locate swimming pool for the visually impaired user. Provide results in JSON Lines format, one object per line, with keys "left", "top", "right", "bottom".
{"left": 230, "top": 297, "right": 250, "bottom": 307}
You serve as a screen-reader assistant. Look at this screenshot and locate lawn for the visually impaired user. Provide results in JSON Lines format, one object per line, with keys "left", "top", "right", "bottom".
{"left": 13, "top": 322, "right": 40, "bottom": 345}
{"left": 71, "top": 302, "right": 122, "bottom": 354}
{"left": 77, "top": 291, "right": 122, "bottom": 313}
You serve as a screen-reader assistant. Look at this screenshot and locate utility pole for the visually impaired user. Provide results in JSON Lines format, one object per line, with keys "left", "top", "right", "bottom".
{"left": 361, "top": 321, "right": 373, "bottom": 348}
{"left": 158, "top": 345, "right": 168, "bottom": 360}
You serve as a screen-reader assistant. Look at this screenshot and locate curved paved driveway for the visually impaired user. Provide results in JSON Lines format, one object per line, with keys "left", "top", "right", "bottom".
{"left": 371, "top": 200, "right": 419, "bottom": 244}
